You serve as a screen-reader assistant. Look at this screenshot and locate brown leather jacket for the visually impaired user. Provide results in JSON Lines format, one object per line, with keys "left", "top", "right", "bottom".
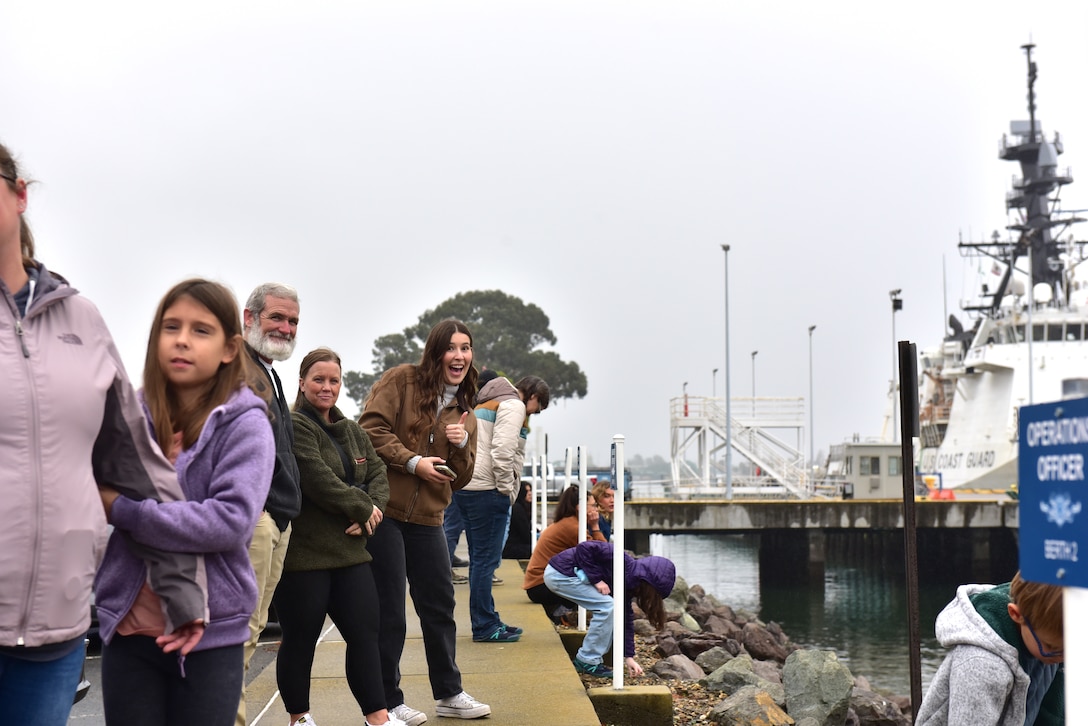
{"left": 359, "top": 364, "right": 476, "bottom": 526}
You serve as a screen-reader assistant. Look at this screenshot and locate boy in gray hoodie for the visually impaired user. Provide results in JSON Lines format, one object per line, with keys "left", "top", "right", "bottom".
{"left": 916, "top": 571, "right": 1063, "bottom": 725}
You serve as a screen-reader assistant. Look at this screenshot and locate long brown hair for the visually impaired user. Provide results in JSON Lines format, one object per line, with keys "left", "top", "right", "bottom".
{"left": 293, "top": 347, "right": 342, "bottom": 411}
{"left": 0, "top": 143, "right": 34, "bottom": 265}
{"left": 635, "top": 581, "right": 666, "bottom": 629}
{"left": 143, "top": 279, "right": 268, "bottom": 452}
{"left": 552, "top": 485, "right": 581, "bottom": 522}
{"left": 407, "top": 319, "right": 477, "bottom": 446}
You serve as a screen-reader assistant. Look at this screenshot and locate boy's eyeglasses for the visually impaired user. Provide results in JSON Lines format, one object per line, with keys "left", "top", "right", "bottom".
{"left": 1024, "top": 616, "right": 1063, "bottom": 658}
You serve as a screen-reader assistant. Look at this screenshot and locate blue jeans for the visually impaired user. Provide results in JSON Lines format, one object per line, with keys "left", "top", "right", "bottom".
{"left": 543, "top": 565, "right": 614, "bottom": 664}
{"left": 453, "top": 489, "right": 511, "bottom": 639}
{"left": 0, "top": 640, "right": 85, "bottom": 725}
{"left": 443, "top": 501, "right": 464, "bottom": 564}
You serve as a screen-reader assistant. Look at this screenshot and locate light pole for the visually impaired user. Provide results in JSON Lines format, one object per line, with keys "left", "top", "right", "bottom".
{"left": 750, "top": 350, "right": 758, "bottom": 417}
{"left": 890, "top": 289, "right": 903, "bottom": 443}
{"left": 721, "top": 244, "right": 732, "bottom": 498}
{"left": 750, "top": 350, "right": 758, "bottom": 471}
{"left": 712, "top": 368, "right": 718, "bottom": 398}
{"left": 808, "top": 325, "right": 816, "bottom": 465}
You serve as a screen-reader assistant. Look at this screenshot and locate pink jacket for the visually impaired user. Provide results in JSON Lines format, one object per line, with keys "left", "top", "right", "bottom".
{"left": 0, "top": 264, "right": 207, "bottom": 649}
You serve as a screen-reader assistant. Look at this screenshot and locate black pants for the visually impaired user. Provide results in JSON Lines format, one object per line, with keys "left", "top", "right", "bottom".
{"left": 101, "top": 634, "right": 242, "bottom": 726}
{"left": 366, "top": 518, "right": 461, "bottom": 705}
{"left": 274, "top": 563, "right": 384, "bottom": 715}
{"left": 526, "top": 582, "right": 576, "bottom": 622}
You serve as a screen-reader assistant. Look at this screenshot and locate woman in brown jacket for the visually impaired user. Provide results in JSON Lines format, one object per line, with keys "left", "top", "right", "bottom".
{"left": 359, "top": 320, "right": 488, "bottom": 726}
{"left": 522, "top": 485, "right": 607, "bottom": 624}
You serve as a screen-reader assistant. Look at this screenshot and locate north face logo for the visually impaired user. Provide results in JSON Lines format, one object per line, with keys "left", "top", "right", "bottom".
{"left": 57, "top": 333, "right": 83, "bottom": 345}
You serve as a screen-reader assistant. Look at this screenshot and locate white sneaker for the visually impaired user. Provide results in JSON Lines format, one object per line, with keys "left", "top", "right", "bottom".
{"left": 368, "top": 714, "right": 409, "bottom": 726}
{"left": 435, "top": 691, "right": 491, "bottom": 719}
{"left": 391, "top": 703, "right": 428, "bottom": 726}
{"left": 292, "top": 715, "right": 318, "bottom": 726}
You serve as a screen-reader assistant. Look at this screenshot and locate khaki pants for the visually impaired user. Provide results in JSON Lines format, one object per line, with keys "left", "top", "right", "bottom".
{"left": 236, "top": 512, "right": 291, "bottom": 726}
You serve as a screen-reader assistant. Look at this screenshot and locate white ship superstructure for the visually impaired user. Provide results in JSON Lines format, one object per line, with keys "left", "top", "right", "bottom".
{"left": 916, "top": 44, "right": 1088, "bottom": 491}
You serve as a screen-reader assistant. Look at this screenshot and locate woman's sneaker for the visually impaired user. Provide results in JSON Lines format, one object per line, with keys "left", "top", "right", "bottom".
{"left": 368, "top": 714, "right": 408, "bottom": 726}
{"left": 499, "top": 623, "right": 523, "bottom": 636}
{"left": 573, "top": 658, "right": 614, "bottom": 678}
{"left": 434, "top": 691, "right": 491, "bottom": 719}
{"left": 390, "top": 703, "right": 427, "bottom": 726}
{"left": 472, "top": 626, "right": 520, "bottom": 643}
{"left": 292, "top": 715, "right": 318, "bottom": 726}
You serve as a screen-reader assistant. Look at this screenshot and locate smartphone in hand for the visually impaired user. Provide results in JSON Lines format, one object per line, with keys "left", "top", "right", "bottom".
{"left": 434, "top": 464, "right": 457, "bottom": 479}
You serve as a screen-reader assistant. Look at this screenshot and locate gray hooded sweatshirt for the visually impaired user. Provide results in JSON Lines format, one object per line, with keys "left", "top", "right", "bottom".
{"left": 915, "top": 583, "right": 1063, "bottom": 726}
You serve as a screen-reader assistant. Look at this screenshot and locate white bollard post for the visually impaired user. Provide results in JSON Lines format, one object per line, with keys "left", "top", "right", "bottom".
{"left": 577, "top": 445, "right": 588, "bottom": 631}
{"left": 612, "top": 435, "right": 625, "bottom": 690}
{"left": 1067, "top": 586, "right": 1085, "bottom": 723}
{"left": 529, "top": 457, "right": 539, "bottom": 552}
{"left": 538, "top": 453, "right": 548, "bottom": 542}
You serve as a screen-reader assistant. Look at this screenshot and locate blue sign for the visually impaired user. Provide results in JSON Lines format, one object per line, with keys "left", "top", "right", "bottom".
{"left": 1019, "top": 396, "right": 1088, "bottom": 587}
{"left": 610, "top": 443, "right": 617, "bottom": 488}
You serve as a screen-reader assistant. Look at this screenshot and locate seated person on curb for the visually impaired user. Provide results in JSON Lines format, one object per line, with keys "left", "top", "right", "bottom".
{"left": 522, "top": 486, "right": 606, "bottom": 624}
{"left": 543, "top": 540, "right": 675, "bottom": 678}
{"left": 591, "top": 481, "right": 614, "bottom": 541}
{"left": 502, "top": 481, "right": 533, "bottom": 560}
{"left": 916, "top": 570, "right": 1064, "bottom": 726}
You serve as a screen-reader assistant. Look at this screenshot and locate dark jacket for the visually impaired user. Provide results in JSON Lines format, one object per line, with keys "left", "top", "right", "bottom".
{"left": 502, "top": 494, "right": 532, "bottom": 559}
{"left": 359, "top": 364, "right": 476, "bottom": 526}
{"left": 548, "top": 540, "right": 675, "bottom": 658}
{"left": 286, "top": 402, "right": 390, "bottom": 571}
{"left": 246, "top": 343, "right": 301, "bottom": 530}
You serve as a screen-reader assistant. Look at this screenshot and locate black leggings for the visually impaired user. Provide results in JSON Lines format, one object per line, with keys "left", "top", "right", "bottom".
{"left": 273, "top": 563, "right": 384, "bottom": 716}
{"left": 101, "top": 634, "right": 242, "bottom": 726}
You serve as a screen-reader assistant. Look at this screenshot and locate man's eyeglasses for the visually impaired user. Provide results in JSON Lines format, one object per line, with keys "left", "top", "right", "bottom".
{"left": 260, "top": 312, "right": 299, "bottom": 329}
{"left": 1023, "top": 615, "right": 1063, "bottom": 658}
{"left": 0, "top": 173, "right": 14, "bottom": 183}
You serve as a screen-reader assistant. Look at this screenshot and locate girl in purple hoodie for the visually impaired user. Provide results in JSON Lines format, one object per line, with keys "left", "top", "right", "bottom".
{"left": 544, "top": 540, "right": 675, "bottom": 679}
{"left": 96, "top": 279, "right": 274, "bottom": 726}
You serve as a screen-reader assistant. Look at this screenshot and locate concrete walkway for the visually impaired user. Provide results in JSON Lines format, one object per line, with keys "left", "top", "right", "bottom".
{"left": 245, "top": 558, "right": 603, "bottom": 726}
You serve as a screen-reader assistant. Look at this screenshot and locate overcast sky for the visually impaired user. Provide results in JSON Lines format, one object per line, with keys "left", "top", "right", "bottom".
{"left": 5, "top": 1, "right": 1088, "bottom": 470}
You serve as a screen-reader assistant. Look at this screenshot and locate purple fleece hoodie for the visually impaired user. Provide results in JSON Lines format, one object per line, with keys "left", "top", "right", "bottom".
{"left": 549, "top": 540, "right": 676, "bottom": 658}
{"left": 94, "top": 386, "right": 274, "bottom": 651}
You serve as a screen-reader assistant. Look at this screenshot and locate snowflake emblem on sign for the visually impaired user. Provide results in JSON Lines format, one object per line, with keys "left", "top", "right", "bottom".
{"left": 1040, "top": 493, "right": 1083, "bottom": 528}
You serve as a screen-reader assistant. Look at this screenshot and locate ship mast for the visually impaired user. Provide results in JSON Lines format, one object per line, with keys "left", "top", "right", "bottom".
{"left": 958, "top": 44, "right": 1084, "bottom": 315}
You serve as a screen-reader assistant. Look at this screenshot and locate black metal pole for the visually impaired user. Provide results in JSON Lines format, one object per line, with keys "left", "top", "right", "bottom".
{"left": 897, "top": 341, "right": 922, "bottom": 720}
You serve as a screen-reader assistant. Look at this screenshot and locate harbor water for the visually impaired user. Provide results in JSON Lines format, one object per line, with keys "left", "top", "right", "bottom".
{"left": 650, "top": 532, "right": 987, "bottom": 698}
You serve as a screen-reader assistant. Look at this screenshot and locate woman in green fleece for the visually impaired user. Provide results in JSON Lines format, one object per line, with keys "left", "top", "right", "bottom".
{"left": 916, "top": 571, "right": 1063, "bottom": 726}
{"left": 274, "top": 348, "right": 404, "bottom": 726}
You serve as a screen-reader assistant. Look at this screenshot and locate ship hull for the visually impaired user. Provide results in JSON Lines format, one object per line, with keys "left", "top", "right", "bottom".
{"left": 918, "top": 329, "right": 1088, "bottom": 489}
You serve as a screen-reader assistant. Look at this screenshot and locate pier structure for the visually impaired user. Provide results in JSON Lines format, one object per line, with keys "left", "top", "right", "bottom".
{"left": 622, "top": 498, "right": 1019, "bottom": 585}
{"left": 670, "top": 394, "right": 821, "bottom": 498}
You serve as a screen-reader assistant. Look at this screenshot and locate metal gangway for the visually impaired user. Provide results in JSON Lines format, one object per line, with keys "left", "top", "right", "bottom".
{"left": 669, "top": 394, "right": 820, "bottom": 499}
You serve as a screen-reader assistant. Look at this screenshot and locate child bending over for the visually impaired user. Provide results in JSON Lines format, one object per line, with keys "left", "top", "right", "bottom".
{"left": 916, "top": 570, "right": 1063, "bottom": 726}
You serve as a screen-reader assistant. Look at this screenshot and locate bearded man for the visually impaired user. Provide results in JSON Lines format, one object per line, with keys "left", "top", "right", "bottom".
{"left": 236, "top": 282, "right": 302, "bottom": 726}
